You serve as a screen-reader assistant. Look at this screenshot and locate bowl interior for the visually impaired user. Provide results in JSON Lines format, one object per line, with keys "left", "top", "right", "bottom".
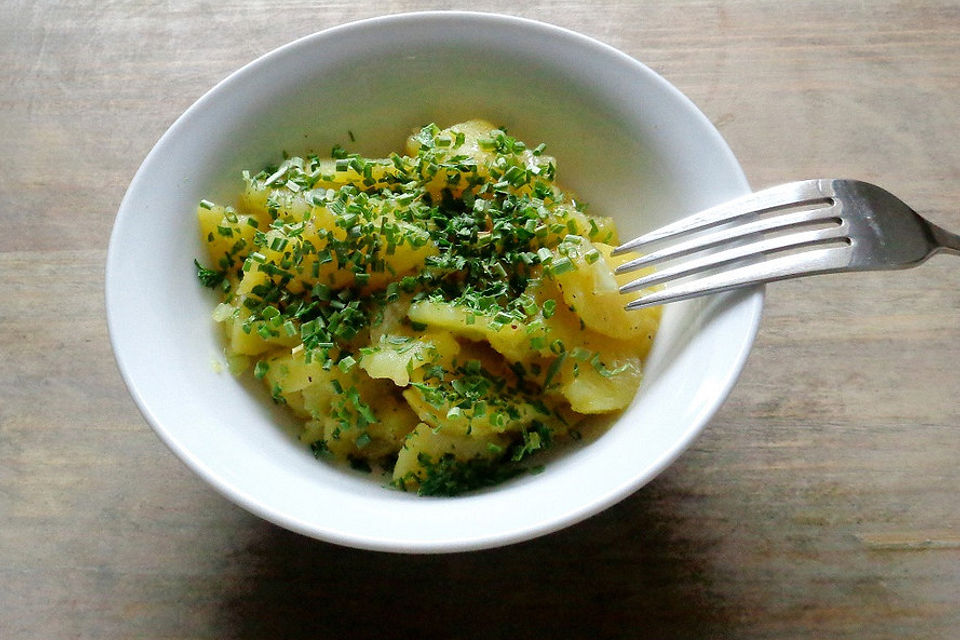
{"left": 106, "top": 12, "right": 761, "bottom": 552}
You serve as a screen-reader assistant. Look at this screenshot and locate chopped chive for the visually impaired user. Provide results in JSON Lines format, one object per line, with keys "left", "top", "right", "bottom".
{"left": 542, "top": 299, "right": 557, "bottom": 318}
{"left": 549, "top": 257, "right": 575, "bottom": 275}
{"left": 193, "top": 259, "right": 225, "bottom": 289}
{"left": 571, "top": 347, "right": 591, "bottom": 361}
{"left": 543, "top": 352, "right": 567, "bottom": 388}
{"left": 338, "top": 355, "right": 357, "bottom": 373}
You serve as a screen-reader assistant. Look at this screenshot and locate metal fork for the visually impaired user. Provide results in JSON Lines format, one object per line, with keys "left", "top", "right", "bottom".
{"left": 613, "top": 179, "right": 960, "bottom": 310}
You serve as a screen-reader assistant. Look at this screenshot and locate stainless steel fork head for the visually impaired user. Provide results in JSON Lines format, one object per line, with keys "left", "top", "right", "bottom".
{"left": 613, "top": 179, "right": 960, "bottom": 310}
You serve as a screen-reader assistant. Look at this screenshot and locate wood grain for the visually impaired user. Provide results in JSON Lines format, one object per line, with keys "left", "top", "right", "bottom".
{"left": 2, "top": 1, "right": 958, "bottom": 638}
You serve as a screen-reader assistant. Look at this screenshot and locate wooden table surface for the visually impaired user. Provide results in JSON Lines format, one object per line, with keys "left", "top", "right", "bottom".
{"left": 3, "top": 1, "right": 959, "bottom": 638}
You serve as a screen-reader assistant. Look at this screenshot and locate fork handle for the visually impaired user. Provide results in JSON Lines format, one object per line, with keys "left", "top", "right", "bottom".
{"left": 930, "top": 221, "right": 960, "bottom": 256}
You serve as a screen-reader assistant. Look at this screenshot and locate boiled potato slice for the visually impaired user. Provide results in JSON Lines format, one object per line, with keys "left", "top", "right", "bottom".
{"left": 557, "top": 353, "right": 644, "bottom": 414}
{"left": 553, "top": 240, "right": 660, "bottom": 356}
{"left": 269, "top": 353, "right": 419, "bottom": 458}
{"left": 198, "top": 203, "right": 260, "bottom": 272}
{"left": 407, "top": 299, "right": 538, "bottom": 363}
{"left": 221, "top": 306, "right": 300, "bottom": 356}
{"left": 392, "top": 423, "right": 511, "bottom": 490}
{"left": 319, "top": 389, "right": 419, "bottom": 460}
{"left": 360, "top": 330, "right": 459, "bottom": 387}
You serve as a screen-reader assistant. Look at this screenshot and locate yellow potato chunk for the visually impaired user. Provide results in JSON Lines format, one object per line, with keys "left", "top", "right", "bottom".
{"left": 360, "top": 330, "right": 459, "bottom": 387}
{"left": 407, "top": 300, "right": 537, "bottom": 363}
{"left": 553, "top": 240, "right": 661, "bottom": 356}
{"left": 265, "top": 351, "right": 420, "bottom": 458}
{"left": 392, "top": 423, "right": 511, "bottom": 490}
{"left": 221, "top": 307, "right": 300, "bottom": 357}
{"left": 197, "top": 203, "right": 260, "bottom": 272}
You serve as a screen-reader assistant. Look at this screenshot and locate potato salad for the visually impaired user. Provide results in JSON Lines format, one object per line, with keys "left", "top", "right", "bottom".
{"left": 195, "top": 120, "right": 660, "bottom": 495}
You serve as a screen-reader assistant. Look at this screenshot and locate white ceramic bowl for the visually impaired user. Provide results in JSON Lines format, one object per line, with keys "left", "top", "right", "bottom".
{"left": 106, "top": 12, "right": 762, "bottom": 553}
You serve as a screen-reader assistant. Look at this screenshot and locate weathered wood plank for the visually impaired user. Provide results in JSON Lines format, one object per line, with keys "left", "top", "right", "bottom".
{"left": 2, "top": 2, "right": 958, "bottom": 638}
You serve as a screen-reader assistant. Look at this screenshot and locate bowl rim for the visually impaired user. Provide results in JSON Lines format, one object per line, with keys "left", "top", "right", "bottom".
{"left": 106, "top": 10, "right": 763, "bottom": 553}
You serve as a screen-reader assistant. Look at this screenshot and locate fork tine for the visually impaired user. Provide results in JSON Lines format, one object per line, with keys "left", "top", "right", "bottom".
{"left": 612, "top": 179, "right": 833, "bottom": 257}
{"left": 619, "top": 224, "right": 849, "bottom": 294}
{"left": 624, "top": 244, "right": 855, "bottom": 310}
{"left": 614, "top": 202, "right": 843, "bottom": 275}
